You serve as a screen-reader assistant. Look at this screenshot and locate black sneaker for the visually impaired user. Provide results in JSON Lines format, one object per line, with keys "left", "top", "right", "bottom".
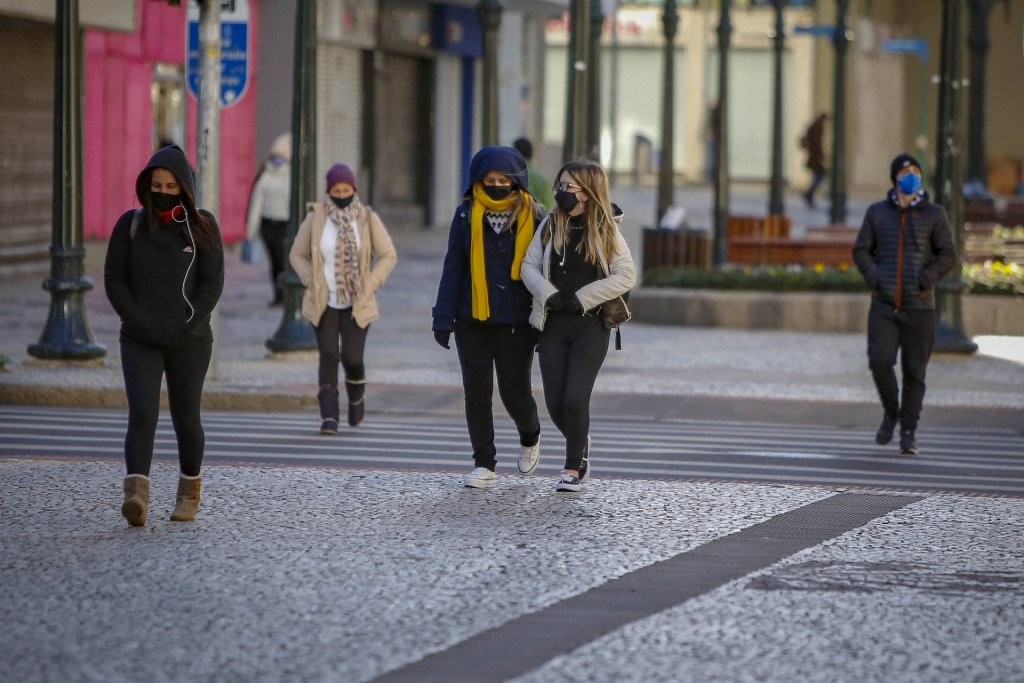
{"left": 875, "top": 414, "right": 898, "bottom": 445}
{"left": 899, "top": 429, "right": 918, "bottom": 455}
{"left": 320, "top": 418, "right": 338, "bottom": 435}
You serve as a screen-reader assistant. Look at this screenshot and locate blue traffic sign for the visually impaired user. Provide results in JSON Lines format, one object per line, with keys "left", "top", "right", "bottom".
{"left": 793, "top": 25, "right": 836, "bottom": 38}
{"left": 185, "top": 0, "right": 250, "bottom": 108}
{"left": 882, "top": 37, "right": 929, "bottom": 63}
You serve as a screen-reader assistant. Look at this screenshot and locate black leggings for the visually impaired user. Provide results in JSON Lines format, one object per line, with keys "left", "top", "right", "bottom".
{"left": 120, "top": 335, "right": 213, "bottom": 477}
{"left": 314, "top": 306, "right": 369, "bottom": 387}
{"left": 867, "top": 300, "right": 935, "bottom": 431}
{"left": 538, "top": 313, "right": 610, "bottom": 470}
{"left": 454, "top": 318, "right": 540, "bottom": 469}
{"left": 260, "top": 218, "right": 288, "bottom": 302}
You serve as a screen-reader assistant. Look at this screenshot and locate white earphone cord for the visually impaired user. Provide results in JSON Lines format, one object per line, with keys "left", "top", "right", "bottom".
{"left": 173, "top": 204, "right": 197, "bottom": 323}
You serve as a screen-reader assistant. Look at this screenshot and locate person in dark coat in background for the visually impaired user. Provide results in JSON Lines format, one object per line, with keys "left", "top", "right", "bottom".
{"left": 513, "top": 137, "right": 555, "bottom": 211}
{"left": 432, "top": 146, "right": 545, "bottom": 489}
{"left": 104, "top": 144, "right": 225, "bottom": 527}
{"left": 801, "top": 113, "right": 828, "bottom": 208}
{"left": 852, "top": 153, "right": 956, "bottom": 456}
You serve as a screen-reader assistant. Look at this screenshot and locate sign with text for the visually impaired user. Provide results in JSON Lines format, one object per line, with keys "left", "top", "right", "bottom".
{"left": 185, "top": 0, "right": 250, "bottom": 108}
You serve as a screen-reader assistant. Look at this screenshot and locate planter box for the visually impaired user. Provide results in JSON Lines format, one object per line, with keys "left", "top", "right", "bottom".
{"left": 631, "top": 288, "right": 1024, "bottom": 335}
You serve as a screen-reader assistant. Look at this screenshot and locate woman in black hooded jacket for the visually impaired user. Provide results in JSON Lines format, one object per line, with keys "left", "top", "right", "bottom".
{"left": 104, "top": 144, "right": 224, "bottom": 527}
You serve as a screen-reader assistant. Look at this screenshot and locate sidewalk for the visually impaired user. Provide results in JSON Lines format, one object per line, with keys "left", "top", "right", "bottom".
{"left": 1, "top": 183, "right": 1022, "bottom": 430}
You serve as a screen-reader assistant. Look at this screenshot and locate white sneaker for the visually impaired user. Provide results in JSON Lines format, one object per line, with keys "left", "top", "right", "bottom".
{"left": 463, "top": 467, "right": 496, "bottom": 489}
{"left": 518, "top": 439, "right": 540, "bottom": 474}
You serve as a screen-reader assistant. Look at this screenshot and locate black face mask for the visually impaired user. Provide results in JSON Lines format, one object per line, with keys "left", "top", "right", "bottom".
{"left": 152, "top": 192, "right": 182, "bottom": 211}
{"left": 554, "top": 190, "right": 579, "bottom": 213}
{"left": 330, "top": 195, "right": 354, "bottom": 209}
{"left": 482, "top": 185, "right": 513, "bottom": 201}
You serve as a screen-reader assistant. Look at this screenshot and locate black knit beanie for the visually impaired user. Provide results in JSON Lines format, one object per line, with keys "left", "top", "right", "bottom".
{"left": 890, "top": 153, "right": 922, "bottom": 186}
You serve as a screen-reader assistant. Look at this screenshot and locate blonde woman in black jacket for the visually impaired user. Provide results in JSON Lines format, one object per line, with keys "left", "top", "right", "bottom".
{"left": 104, "top": 144, "right": 224, "bottom": 526}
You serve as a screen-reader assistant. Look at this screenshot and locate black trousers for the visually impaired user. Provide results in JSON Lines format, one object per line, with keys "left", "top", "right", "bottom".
{"left": 454, "top": 318, "right": 540, "bottom": 470}
{"left": 260, "top": 218, "right": 288, "bottom": 303}
{"left": 120, "top": 335, "right": 212, "bottom": 477}
{"left": 538, "top": 313, "right": 610, "bottom": 471}
{"left": 866, "top": 300, "right": 936, "bottom": 432}
{"left": 313, "top": 306, "right": 368, "bottom": 388}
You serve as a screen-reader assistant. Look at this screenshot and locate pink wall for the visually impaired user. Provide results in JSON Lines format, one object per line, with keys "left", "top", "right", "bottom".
{"left": 84, "top": 0, "right": 258, "bottom": 244}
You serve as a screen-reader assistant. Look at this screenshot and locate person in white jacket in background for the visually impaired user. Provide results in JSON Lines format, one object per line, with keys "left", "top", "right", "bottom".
{"left": 246, "top": 132, "right": 292, "bottom": 306}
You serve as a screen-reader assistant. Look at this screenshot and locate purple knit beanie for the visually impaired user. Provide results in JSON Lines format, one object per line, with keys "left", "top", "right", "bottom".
{"left": 325, "top": 163, "right": 358, "bottom": 192}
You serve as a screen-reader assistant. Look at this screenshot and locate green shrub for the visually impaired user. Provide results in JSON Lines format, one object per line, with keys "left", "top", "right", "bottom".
{"left": 644, "top": 263, "right": 1023, "bottom": 296}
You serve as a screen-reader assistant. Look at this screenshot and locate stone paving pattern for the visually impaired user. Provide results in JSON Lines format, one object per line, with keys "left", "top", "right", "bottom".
{"left": 2, "top": 185, "right": 1022, "bottom": 681}
{"left": 2, "top": 460, "right": 1022, "bottom": 682}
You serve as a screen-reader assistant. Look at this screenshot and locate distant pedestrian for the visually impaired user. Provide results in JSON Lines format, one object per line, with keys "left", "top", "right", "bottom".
{"left": 290, "top": 163, "right": 398, "bottom": 434}
{"left": 852, "top": 153, "right": 956, "bottom": 455}
{"left": 104, "top": 144, "right": 225, "bottom": 527}
{"left": 513, "top": 136, "right": 555, "bottom": 211}
{"left": 432, "top": 145, "right": 544, "bottom": 489}
{"left": 522, "top": 159, "right": 636, "bottom": 492}
{"left": 800, "top": 113, "right": 828, "bottom": 208}
{"left": 246, "top": 133, "right": 292, "bottom": 306}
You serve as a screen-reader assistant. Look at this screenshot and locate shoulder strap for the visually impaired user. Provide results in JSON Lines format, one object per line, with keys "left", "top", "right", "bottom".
{"left": 129, "top": 208, "right": 142, "bottom": 240}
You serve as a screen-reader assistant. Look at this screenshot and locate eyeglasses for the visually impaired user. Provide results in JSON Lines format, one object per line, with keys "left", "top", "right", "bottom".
{"left": 556, "top": 182, "right": 582, "bottom": 193}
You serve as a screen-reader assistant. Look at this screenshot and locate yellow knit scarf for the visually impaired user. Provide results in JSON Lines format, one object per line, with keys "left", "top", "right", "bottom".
{"left": 470, "top": 184, "right": 535, "bottom": 320}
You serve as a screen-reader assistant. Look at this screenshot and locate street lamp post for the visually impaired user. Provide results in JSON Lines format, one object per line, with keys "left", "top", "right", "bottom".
{"left": 563, "top": 0, "right": 593, "bottom": 162}
{"left": 712, "top": 0, "right": 732, "bottom": 267}
{"left": 768, "top": 0, "right": 785, "bottom": 217}
{"left": 587, "top": 0, "right": 604, "bottom": 160}
{"left": 196, "top": 0, "right": 221, "bottom": 377}
{"left": 267, "top": 0, "right": 318, "bottom": 353}
{"left": 656, "top": 0, "right": 679, "bottom": 224}
{"left": 964, "top": 0, "right": 998, "bottom": 197}
{"left": 29, "top": 0, "right": 105, "bottom": 361}
{"left": 828, "top": 0, "right": 850, "bottom": 226}
{"left": 933, "top": 0, "right": 977, "bottom": 354}
{"left": 479, "top": 0, "right": 502, "bottom": 146}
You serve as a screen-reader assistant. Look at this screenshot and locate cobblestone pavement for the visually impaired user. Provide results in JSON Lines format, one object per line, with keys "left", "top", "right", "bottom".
{"left": 1, "top": 184, "right": 1022, "bottom": 681}
{"left": 1, "top": 460, "right": 1022, "bottom": 682}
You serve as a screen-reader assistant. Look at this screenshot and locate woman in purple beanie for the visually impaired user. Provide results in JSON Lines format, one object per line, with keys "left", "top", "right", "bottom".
{"left": 290, "top": 163, "right": 398, "bottom": 434}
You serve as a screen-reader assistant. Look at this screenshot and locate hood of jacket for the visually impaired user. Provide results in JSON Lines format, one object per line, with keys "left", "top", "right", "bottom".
{"left": 135, "top": 144, "right": 197, "bottom": 206}
{"left": 463, "top": 145, "right": 529, "bottom": 197}
{"left": 885, "top": 187, "right": 930, "bottom": 210}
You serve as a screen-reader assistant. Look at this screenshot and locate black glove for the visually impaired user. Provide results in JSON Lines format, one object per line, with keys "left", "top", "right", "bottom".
{"left": 545, "top": 292, "right": 565, "bottom": 313}
{"left": 562, "top": 292, "right": 583, "bottom": 315}
{"left": 433, "top": 330, "right": 451, "bottom": 350}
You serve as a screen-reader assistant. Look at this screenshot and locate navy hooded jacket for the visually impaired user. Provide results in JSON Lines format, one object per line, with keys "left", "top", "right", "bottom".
{"left": 432, "top": 146, "right": 542, "bottom": 331}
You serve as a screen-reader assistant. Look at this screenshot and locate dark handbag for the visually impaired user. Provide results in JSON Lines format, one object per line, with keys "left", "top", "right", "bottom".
{"left": 601, "top": 292, "right": 631, "bottom": 330}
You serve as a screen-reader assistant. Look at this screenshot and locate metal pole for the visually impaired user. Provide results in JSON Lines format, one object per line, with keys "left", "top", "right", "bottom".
{"left": 267, "top": 0, "right": 318, "bottom": 352}
{"left": 563, "top": 0, "right": 592, "bottom": 162}
{"left": 828, "top": 0, "right": 849, "bottom": 225}
{"left": 934, "top": 0, "right": 977, "bottom": 354}
{"left": 608, "top": 1, "right": 619, "bottom": 182}
{"left": 964, "top": 0, "right": 996, "bottom": 197}
{"left": 587, "top": 0, "right": 603, "bottom": 161}
{"left": 29, "top": 0, "right": 105, "bottom": 361}
{"left": 479, "top": 0, "right": 502, "bottom": 146}
{"left": 657, "top": 0, "right": 679, "bottom": 224}
{"left": 768, "top": 0, "right": 785, "bottom": 217}
{"left": 196, "top": 0, "right": 221, "bottom": 377}
{"left": 712, "top": 0, "right": 732, "bottom": 267}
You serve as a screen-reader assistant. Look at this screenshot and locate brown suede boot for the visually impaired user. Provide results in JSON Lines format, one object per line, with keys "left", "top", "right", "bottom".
{"left": 121, "top": 474, "right": 150, "bottom": 527}
{"left": 170, "top": 475, "right": 202, "bottom": 522}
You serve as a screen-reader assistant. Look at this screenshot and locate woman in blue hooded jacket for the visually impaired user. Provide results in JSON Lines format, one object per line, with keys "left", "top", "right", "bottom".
{"left": 432, "top": 146, "right": 545, "bottom": 489}
{"left": 104, "top": 144, "right": 224, "bottom": 526}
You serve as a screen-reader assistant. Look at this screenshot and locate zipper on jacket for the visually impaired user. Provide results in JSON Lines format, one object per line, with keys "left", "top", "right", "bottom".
{"left": 896, "top": 212, "right": 905, "bottom": 311}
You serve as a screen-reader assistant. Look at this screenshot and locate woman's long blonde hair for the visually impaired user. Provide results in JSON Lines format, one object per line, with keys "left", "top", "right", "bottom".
{"left": 546, "top": 159, "right": 617, "bottom": 265}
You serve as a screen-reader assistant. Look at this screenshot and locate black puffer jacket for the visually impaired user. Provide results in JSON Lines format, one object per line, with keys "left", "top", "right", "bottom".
{"left": 852, "top": 189, "right": 955, "bottom": 310}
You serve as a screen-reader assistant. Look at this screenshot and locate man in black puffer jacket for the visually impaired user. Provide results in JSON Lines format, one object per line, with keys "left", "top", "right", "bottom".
{"left": 853, "top": 153, "right": 956, "bottom": 455}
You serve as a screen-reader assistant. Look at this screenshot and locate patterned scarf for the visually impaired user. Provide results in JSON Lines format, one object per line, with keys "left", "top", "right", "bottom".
{"left": 469, "top": 184, "right": 534, "bottom": 321}
{"left": 325, "top": 195, "right": 362, "bottom": 303}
